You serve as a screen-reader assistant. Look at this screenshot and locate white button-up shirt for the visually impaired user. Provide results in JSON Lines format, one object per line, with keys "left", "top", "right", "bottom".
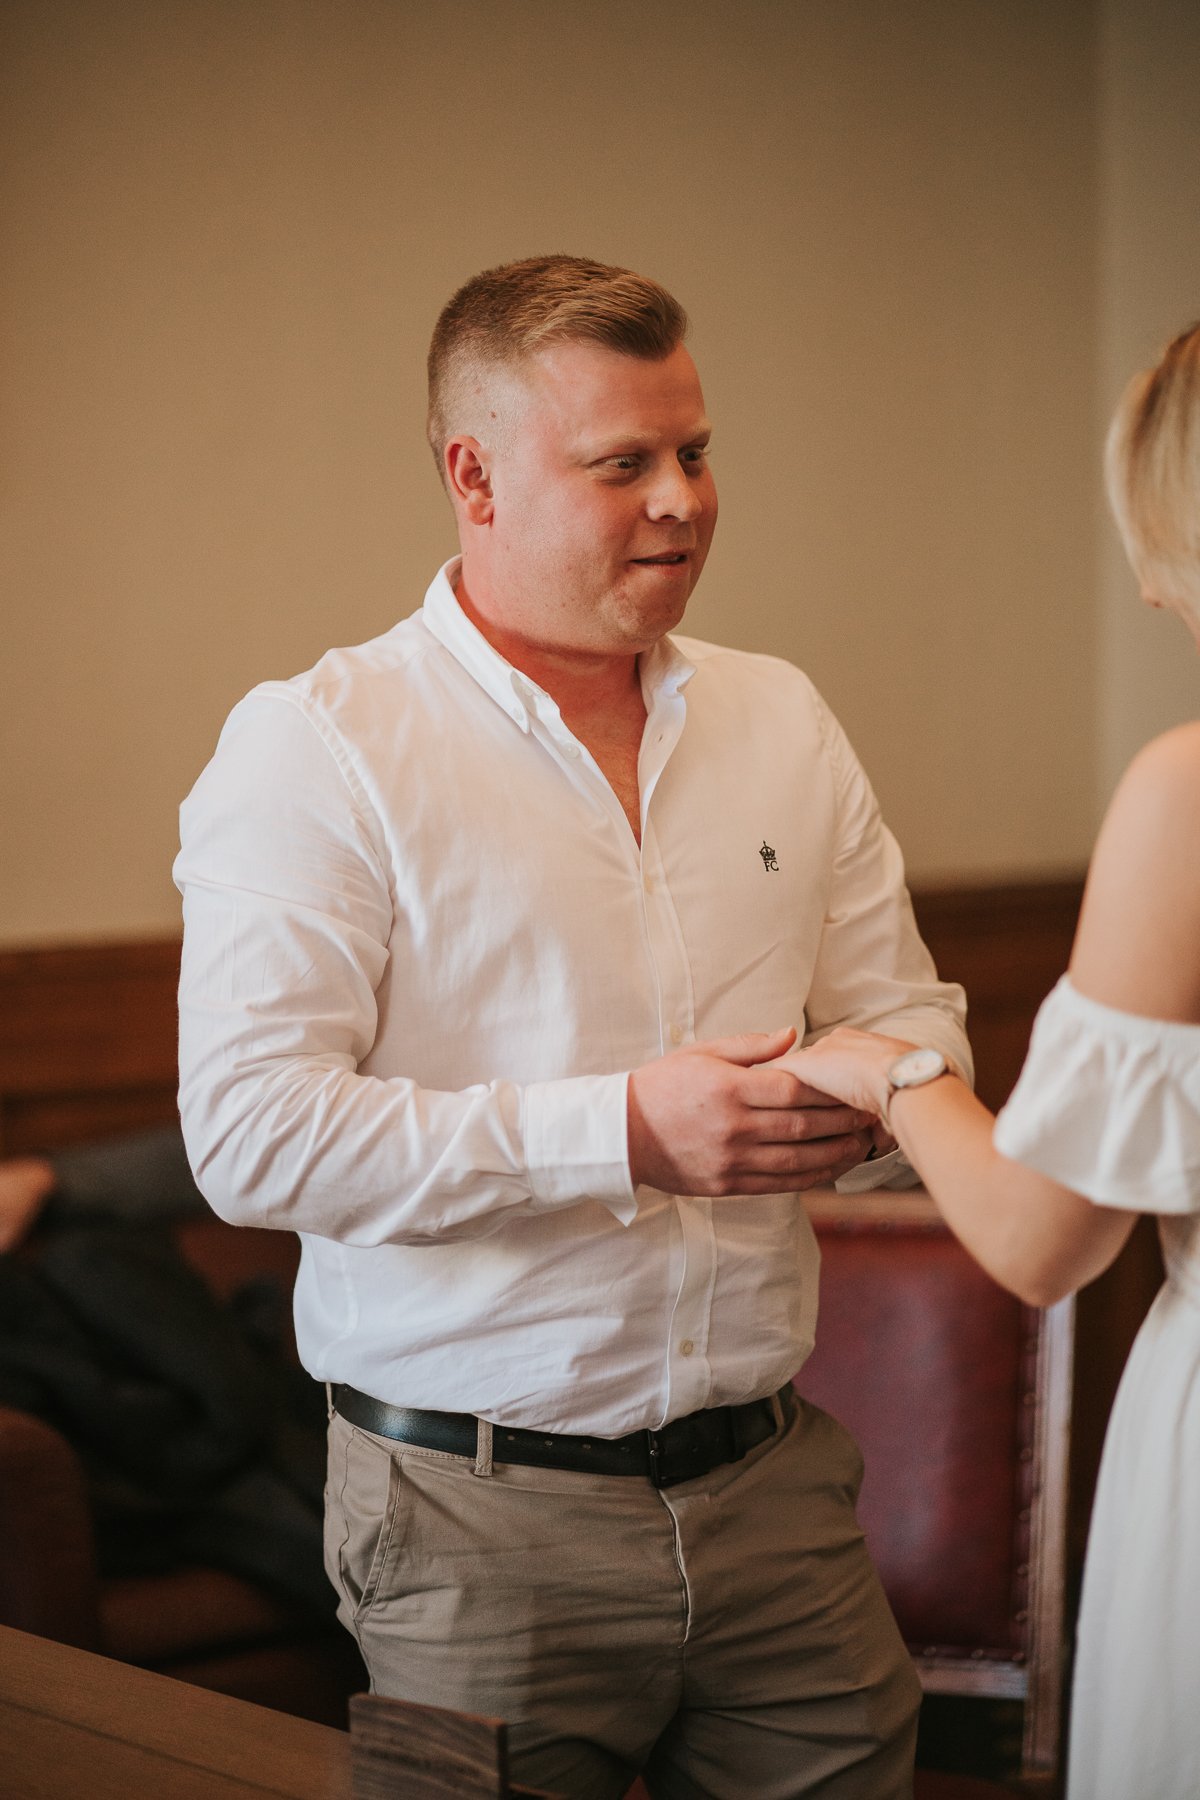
{"left": 175, "top": 560, "right": 969, "bottom": 1434}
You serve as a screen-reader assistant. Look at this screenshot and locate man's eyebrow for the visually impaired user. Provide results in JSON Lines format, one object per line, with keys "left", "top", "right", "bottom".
{"left": 579, "top": 420, "right": 713, "bottom": 457}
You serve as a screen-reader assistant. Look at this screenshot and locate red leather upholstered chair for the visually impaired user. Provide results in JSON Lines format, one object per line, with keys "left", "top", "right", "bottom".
{"left": 799, "top": 1191, "right": 1073, "bottom": 1797}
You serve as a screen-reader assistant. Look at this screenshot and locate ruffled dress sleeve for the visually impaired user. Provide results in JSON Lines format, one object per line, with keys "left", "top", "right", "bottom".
{"left": 993, "top": 976, "right": 1200, "bottom": 1214}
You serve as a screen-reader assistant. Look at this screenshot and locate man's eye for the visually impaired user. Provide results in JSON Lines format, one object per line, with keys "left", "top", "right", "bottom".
{"left": 681, "top": 446, "right": 710, "bottom": 468}
{"left": 607, "top": 455, "right": 640, "bottom": 472}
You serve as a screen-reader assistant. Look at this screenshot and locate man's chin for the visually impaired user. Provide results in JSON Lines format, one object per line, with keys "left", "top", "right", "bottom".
{"left": 615, "top": 574, "right": 696, "bottom": 640}
{"left": 609, "top": 607, "right": 691, "bottom": 655}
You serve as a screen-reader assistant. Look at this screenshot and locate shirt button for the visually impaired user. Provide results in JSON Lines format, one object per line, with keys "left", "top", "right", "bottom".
{"left": 562, "top": 742, "right": 580, "bottom": 760}
{"left": 669, "top": 1023, "right": 684, "bottom": 1045}
{"left": 680, "top": 1339, "right": 695, "bottom": 1357}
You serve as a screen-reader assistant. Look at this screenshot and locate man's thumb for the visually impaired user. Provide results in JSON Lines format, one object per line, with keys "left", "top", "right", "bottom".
{"left": 700, "top": 1026, "right": 798, "bottom": 1067}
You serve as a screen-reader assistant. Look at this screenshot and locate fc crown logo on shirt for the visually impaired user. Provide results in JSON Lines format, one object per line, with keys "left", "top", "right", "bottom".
{"left": 759, "top": 841, "right": 780, "bottom": 873}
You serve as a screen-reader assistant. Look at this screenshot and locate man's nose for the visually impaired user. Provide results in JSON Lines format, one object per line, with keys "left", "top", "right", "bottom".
{"left": 645, "top": 461, "right": 703, "bottom": 521}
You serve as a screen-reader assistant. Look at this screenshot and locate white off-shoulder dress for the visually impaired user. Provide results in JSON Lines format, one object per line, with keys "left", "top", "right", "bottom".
{"left": 994, "top": 976, "right": 1200, "bottom": 1800}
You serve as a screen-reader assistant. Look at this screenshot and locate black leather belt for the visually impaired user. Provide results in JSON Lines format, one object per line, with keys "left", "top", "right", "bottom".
{"left": 332, "top": 1384, "right": 787, "bottom": 1489}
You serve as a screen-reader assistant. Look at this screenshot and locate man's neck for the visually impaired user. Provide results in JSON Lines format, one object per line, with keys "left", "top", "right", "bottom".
{"left": 455, "top": 565, "right": 649, "bottom": 845}
{"left": 455, "top": 570, "right": 646, "bottom": 723}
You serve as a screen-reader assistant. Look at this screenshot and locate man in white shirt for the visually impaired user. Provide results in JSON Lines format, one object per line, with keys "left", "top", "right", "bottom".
{"left": 176, "top": 255, "right": 969, "bottom": 1799}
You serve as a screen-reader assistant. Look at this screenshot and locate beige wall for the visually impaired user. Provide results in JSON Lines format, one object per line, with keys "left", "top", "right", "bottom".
{"left": 0, "top": 0, "right": 1187, "bottom": 947}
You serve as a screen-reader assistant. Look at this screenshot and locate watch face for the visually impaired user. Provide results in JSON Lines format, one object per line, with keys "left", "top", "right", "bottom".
{"left": 891, "top": 1047, "right": 946, "bottom": 1085}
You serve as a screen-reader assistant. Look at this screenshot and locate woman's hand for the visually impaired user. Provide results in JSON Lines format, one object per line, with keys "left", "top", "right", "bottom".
{"left": 773, "top": 1028, "right": 921, "bottom": 1126}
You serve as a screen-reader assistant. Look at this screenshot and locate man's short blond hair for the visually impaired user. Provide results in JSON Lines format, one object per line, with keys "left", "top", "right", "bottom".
{"left": 1106, "top": 320, "right": 1200, "bottom": 623}
{"left": 426, "top": 254, "right": 688, "bottom": 483}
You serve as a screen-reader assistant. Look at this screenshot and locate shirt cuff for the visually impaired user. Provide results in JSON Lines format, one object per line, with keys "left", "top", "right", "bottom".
{"left": 834, "top": 1146, "right": 923, "bottom": 1193}
{"left": 523, "top": 1071, "right": 638, "bottom": 1224}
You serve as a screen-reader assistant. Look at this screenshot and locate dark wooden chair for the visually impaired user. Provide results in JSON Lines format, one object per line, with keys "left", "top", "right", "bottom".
{"left": 800, "top": 1190, "right": 1074, "bottom": 1797}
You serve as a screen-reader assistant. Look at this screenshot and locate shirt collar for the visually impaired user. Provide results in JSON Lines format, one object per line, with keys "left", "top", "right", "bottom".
{"left": 421, "top": 558, "right": 534, "bottom": 729}
{"left": 639, "top": 629, "right": 696, "bottom": 707}
{"left": 420, "top": 556, "right": 696, "bottom": 727}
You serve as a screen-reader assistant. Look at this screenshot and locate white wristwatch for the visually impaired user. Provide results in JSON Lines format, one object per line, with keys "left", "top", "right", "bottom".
{"left": 883, "top": 1046, "right": 949, "bottom": 1128}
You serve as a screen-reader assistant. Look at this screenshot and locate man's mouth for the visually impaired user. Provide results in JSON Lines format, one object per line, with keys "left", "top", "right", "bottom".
{"left": 632, "top": 551, "right": 690, "bottom": 565}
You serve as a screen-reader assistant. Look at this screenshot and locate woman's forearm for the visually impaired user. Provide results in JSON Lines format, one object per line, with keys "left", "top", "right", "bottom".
{"left": 888, "top": 1076, "right": 1136, "bottom": 1305}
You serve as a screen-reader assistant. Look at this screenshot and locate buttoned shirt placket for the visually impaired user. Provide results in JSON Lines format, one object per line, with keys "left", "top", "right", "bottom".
{"left": 512, "top": 645, "right": 717, "bottom": 1424}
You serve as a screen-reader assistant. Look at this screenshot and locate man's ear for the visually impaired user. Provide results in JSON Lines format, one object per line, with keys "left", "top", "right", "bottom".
{"left": 444, "top": 437, "right": 494, "bottom": 525}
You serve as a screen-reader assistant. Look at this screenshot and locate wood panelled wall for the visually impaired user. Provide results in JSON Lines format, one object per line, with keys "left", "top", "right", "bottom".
{"left": 910, "top": 880, "right": 1084, "bottom": 1111}
{"left": 0, "top": 880, "right": 1162, "bottom": 1591}
{"left": 0, "top": 938, "right": 180, "bottom": 1156}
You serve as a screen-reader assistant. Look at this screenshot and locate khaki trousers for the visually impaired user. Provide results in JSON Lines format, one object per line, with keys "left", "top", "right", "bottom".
{"left": 324, "top": 1390, "right": 919, "bottom": 1799}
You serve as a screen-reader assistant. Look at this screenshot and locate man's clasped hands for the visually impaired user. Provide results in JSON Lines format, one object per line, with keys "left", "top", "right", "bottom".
{"left": 625, "top": 1024, "right": 897, "bottom": 1198}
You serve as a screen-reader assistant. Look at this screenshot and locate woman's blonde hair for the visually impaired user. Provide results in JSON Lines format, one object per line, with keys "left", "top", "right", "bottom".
{"left": 1105, "top": 321, "right": 1200, "bottom": 623}
{"left": 426, "top": 254, "right": 687, "bottom": 484}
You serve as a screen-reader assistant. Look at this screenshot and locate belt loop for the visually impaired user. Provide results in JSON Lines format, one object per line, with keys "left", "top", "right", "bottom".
{"left": 325, "top": 1381, "right": 335, "bottom": 1423}
{"left": 770, "top": 1389, "right": 785, "bottom": 1433}
{"left": 473, "top": 1416, "right": 494, "bottom": 1479}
